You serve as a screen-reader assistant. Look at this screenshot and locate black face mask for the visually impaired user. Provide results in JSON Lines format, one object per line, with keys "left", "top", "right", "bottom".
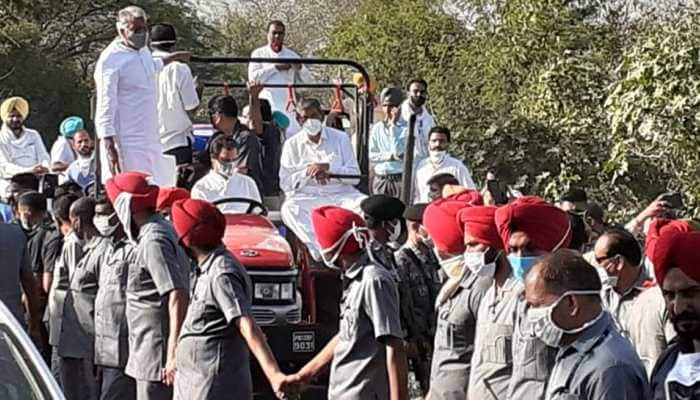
{"left": 410, "top": 95, "right": 426, "bottom": 108}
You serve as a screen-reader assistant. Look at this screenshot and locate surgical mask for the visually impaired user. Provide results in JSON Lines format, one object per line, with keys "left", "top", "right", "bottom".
{"left": 508, "top": 255, "right": 539, "bottom": 282}
{"left": 217, "top": 160, "right": 235, "bottom": 177}
{"left": 526, "top": 290, "right": 603, "bottom": 347}
{"left": 386, "top": 220, "right": 402, "bottom": 243}
{"left": 410, "top": 95, "right": 426, "bottom": 108}
{"left": 20, "top": 217, "right": 38, "bottom": 232}
{"left": 303, "top": 118, "right": 323, "bottom": 136}
{"left": 125, "top": 30, "right": 148, "bottom": 49}
{"left": 94, "top": 213, "right": 118, "bottom": 237}
{"left": 438, "top": 254, "right": 465, "bottom": 279}
{"left": 599, "top": 268, "right": 619, "bottom": 288}
{"left": 463, "top": 250, "right": 497, "bottom": 278}
{"left": 429, "top": 150, "right": 447, "bottom": 164}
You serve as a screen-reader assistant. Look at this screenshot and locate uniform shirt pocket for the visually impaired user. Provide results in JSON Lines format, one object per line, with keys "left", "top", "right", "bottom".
{"left": 484, "top": 324, "right": 513, "bottom": 365}
{"left": 339, "top": 305, "right": 360, "bottom": 342}
{"left": 514, "top": 335, "right": 553, "bottom": 380}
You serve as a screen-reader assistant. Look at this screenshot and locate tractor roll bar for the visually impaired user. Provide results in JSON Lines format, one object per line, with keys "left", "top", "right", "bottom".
{"left": 200, "top": 82, "right": 358, "bottom": 89}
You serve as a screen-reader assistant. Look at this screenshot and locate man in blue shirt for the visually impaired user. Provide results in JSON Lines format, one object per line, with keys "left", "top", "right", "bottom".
{"left": 369, "top": 87, "right": 407, "bottom": 198}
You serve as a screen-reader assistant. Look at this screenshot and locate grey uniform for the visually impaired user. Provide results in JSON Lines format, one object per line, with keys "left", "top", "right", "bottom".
{"left": 59, "top": 236, "right": 110, "bottom": 400}
{"left": 468, "top": 275, "right": 523, "bottom": 400}
{"left": 174, "top": 247, "right": 253, "bottom": 400}
{"left": 429, "top": 271, "right": 491, "bottom": 400}
{"left": 545, "top": 312, "right": 650, "bottom": 400}
{"left": 94, "top": 238, "right": 137, "bottom": 400}
{"left": 328, "top": 255, "right": 404, "bottom": 400}
{"left": 623, "top": 285, "right": 676, "bottom": 377}
{"left": 507, "top": 292, "right": 558, "bottom": 400}
{"left": 0, "top": 222, "right": 31, "bottom": 324}
{"left": 49, "top": 232, "right": 83, "bottom": 347}
{"left": 601, "top": 269, "right": 651, "bottom": 339}
{"left": 124, "top": 214, "right": 190, "bottom": 397}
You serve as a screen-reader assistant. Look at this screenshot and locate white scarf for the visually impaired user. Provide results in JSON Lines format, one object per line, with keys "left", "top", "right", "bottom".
{"left": 114, "top": 192, "right": 135, "bottom": 243}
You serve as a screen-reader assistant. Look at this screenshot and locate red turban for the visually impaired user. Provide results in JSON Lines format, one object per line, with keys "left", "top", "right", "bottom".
{"left": 645, "top": 219, "right": 695, "bottom": 262}
{"left": 105, "top": 172, "right": 158, "bottom": 213}
{"left": 445, "top": 188, "right": 484, "bottom": 206}
{"left": 157, "top": 187, "right": 190, "bottom": 212}
{"left": 171, "top": 199, "right": 226, "bottom": 248}
{"left": 653, "top": 231, "right": 700, "bottom": 286}
{"left": 311, "top": 206, "right": 366, "bottom": 260}
{"left": 494, "top": 196, "right": 571, "bottom": 252}
{"left": 424, "top": 197, "right": 472, "bottom": 254}
{"left": 457, "top": 206, "right": 503, "bottom": 250}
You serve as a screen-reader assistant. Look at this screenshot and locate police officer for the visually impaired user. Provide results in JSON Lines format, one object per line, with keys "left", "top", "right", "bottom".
{"left": 461, "top": 206, "right": 519, "bottom": 400}
{"left": 288, "top": 206, "right": 408, "bottom": 399}
{"left": 59, "top": 197, "right": 108, "bottom": 399}
{"left": 394, "top": 203, "right": 440, "bottom": 394}
{"left": 524, "top": 250, "right": 649, "bottom": 399}
{"left": 170, "top": 199, "right": 290, "bottom": 399}
{"left": 105, "top": 172, "right": 190, "bottom": 400}
{"left": 494, "top": 196, "right": 572, "bottom": 400}
{"left": 93, "top": 195, "right": 137, "bottom": 399}
{"left": 422, "top": 192, "right": 491, "bottom": 400}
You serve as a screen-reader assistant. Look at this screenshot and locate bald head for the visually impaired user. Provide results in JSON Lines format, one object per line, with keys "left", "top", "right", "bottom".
{"left": 526, "top": 249, "right": 602, "bottom": 298}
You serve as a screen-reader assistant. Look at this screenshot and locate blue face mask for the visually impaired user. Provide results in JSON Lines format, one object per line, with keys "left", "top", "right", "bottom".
{"left": 508, "top": 255, "right": 539, "bottom": 282}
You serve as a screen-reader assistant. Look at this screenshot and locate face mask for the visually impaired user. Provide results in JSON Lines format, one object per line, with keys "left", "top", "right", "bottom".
{"left": 526, "top": 290, "right": 603, "bottom": 347}
{"left": 410, "top": 95, "right": 426, "bottom": 108}
{"left": 303, "top": 119, "right": 323, "bottom": 136}
{"left": 125, "top": 30, "right": 148, "bottom": 49}
{"left": 20, "top": 217, "right": 38, "bottom": 232}
{"left": 94, "top": 213, "right": 118, "bottom": 237}
{"left": 386, "top": 220, "right": 402, "bottom": 243}
{"left": 217, "top": 161, "right": 235, "bottom": 177}
{"left": 508, "top": 255, "right": 539, "bottom": 282}
{"left": 464, "top": 250, "right": 497, "bottom": 278}
{"left": 438, "top": 254, "right": 465, "bottom": 279}
{"left": 429, "top": 150, "right": 447, "bottom": 164}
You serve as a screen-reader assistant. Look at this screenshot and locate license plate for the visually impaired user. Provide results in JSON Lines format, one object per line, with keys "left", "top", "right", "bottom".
{"left": 292, "top": 331, "right": 315, "bottom": 353}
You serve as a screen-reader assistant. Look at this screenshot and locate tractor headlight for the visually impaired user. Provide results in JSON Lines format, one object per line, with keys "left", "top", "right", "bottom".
{"left": 255, "top": 283, "right": 281, "bottom": 300}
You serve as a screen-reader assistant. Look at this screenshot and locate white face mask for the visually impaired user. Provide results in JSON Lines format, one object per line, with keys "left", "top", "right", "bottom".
{"left": 20, "top": 217, "right": 38, "bottom": 232}
{"left": 386, "top": 220, "right": 402, "bottom": 243}
{"left": 438, "top": 253, "right": 465, "bottom": 279}
{"left": 94, "top": 212, "right": 118, "bottom": 237}
{"left": 303, "top": 118, "right": 323, "bottom": 136}
{"left": 429, "top": 149, "right": 447, "bottom": 163}
{"left": 463, "top": 250, "right": 497, "bottom": 278}
{"left": 526, "top": 290, "right": 603, "bottom": 347}
{"left": 217, "top": 160, "right": 235, "bottom": 177}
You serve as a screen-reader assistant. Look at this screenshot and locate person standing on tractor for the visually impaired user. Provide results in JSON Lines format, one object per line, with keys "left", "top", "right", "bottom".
{"left": 369, "top": 87, "right": 407, "bottom": 198}
{"left": 151, "top": 23, "right": 200, "bottom": 173}
{"left": 94, "top": 6, "right": 191, "bottom": 185}
{"left": 399, "top": 78, "right": 434, "bottom": 167}
{"left": 249, "top": 20, "right": 313, "bottom": 136}
{"left": 286, "top": 206, "right": 408, "bottom": 400}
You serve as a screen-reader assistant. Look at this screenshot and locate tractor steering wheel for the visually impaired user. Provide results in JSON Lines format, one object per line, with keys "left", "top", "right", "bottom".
{"left": 212, "top": 197, "right": 268, "bottom": 216}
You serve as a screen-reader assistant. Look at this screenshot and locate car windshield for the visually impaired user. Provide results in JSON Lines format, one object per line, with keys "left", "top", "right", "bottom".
{"left": 0, "top": 325, "right": 45, "bottom": 400}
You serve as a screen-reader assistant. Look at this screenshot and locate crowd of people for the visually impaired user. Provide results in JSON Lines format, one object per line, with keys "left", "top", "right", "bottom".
{"left": 0, "top": 4, "right": 698, "bottom": 400}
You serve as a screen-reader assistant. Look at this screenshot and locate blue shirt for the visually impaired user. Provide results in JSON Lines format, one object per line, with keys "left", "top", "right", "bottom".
{"left": 369, "top": 120, "right": 407, "bottom": 176}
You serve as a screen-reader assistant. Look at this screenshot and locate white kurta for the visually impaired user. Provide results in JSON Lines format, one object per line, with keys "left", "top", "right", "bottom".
{"left": 93, "top": 40, "right": 167, "bottom": 184}
{"left": 413, "top": 155, "right": 476, "bottom": 203}
{"left": 248, "top": 45, "right": 313, "bottom": 137}
{"left": 50, "top": 136, "right": 76, "bottom": 166}
{"left": 279, "top": 127, "right": 366, "bottom": 260}
{"left": 0, "top": 124, "right": 50, "bottom": 195}
{"left": 152, "top": 50, "right": 199, "bottom": 152}
{"left": 191, "top": 170, "right": 262, "bottom": 214}
{"left": 399, "top": 100, "right": 435, "bottom": 164}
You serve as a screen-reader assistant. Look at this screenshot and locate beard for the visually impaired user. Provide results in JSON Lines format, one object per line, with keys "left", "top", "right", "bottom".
{"left": 671, "top": 311, "right": 700, "bottom": 341}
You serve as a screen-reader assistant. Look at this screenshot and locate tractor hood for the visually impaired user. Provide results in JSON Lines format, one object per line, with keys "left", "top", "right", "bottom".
{"left": 222, "top": 214, "right": 294, "bottom": 269}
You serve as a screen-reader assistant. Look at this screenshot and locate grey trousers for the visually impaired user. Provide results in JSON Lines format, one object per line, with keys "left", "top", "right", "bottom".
{"left": 136, "top": 380, "right": 172, "bottom": 400}
{"left": 99, "top": 366, "right": 136, "bottom": 400}
{"left": 372, "top": 173, "right": 403, "bottom": 198}
{"left": 60, "top": 356, "right": 99, "bottom": 400}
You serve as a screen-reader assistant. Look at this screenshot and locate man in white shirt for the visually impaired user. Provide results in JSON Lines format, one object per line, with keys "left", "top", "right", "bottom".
{"left": 50, "top": 116, "right": 82, "bottom": 172}
{"left": 399, "top": 78, "right": 434, "bottom": 166}
{"left": 150, "top": 23, "right": 200, "bottom": 167}
{"left": 249, "top": 20, "right": 313, "bottom": 135}
{"left": 413, "top": 126, "right": 475, "bottom": 203}
{"left": 191, "top": 135, "right": 261, "bottom": 214}
{"left": 93, "top": 6, "right": 190, "bottom": 185}
{"left": 64, "top": 130, "right": 96, "bottom": 191}
{"left": 0, "top": 96, "right": 50, "bottom": 197}
{"left": 279, "top": 99, "right": 366, "bottom": 260}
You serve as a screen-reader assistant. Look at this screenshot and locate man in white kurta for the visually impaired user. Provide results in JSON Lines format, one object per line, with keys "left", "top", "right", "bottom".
{"left": 94, "top": 6, "right": 189, "bottom": 186}
{"left": 0, "top": 97, "right": 50, "bottom": 196}
{"left": 279, "top": 99, "right": 366, "bottom": 260}
{"left": 248, "top": 21, "right": 312, "bottom": 136}
{"left": 413, "top": 127, "right": 475, "bottom": 203}
{"left": 399, "top": 79, "right": 435, "bottom": 166}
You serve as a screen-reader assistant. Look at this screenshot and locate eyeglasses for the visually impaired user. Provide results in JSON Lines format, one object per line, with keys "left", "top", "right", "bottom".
{"left": 595, "top": 254, "right": 619, "bottom": 265}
